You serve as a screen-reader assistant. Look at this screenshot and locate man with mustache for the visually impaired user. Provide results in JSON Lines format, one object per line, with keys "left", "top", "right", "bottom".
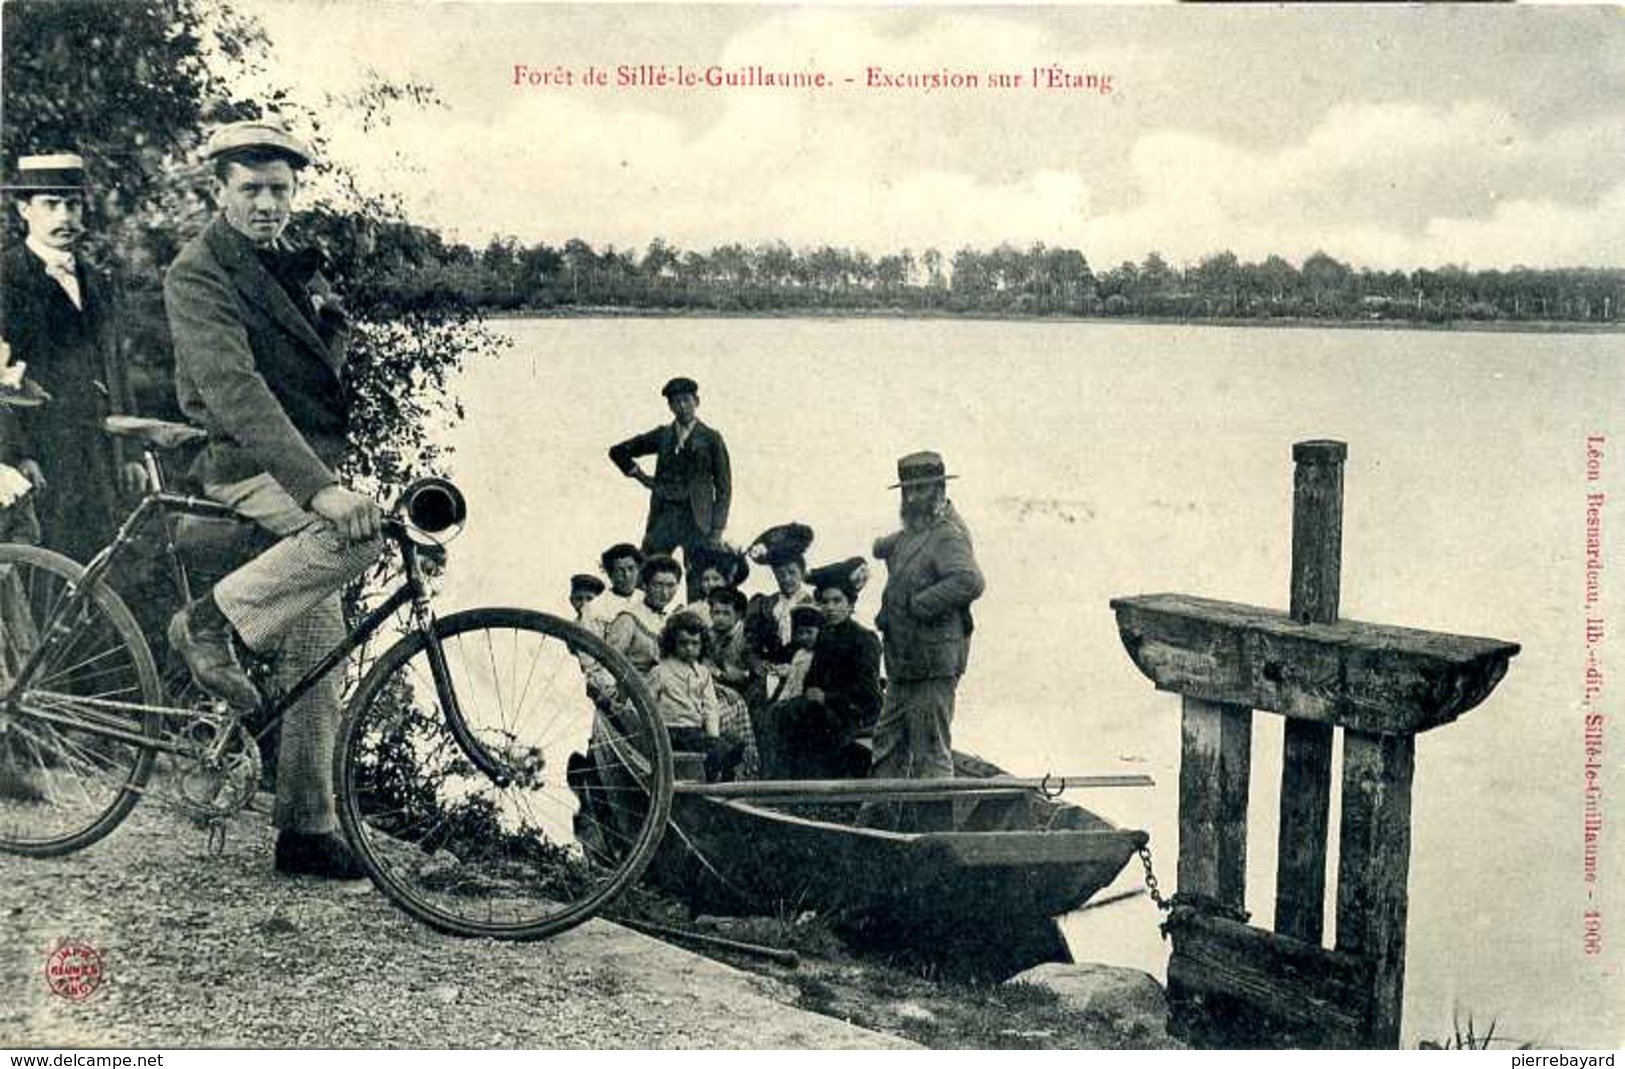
{"left": 163, "top": 120, "right": 381, "bottom": 879}
{"left": 865, "top": 451, "right": 984, "bottom": 832}
{"left": 1, "top": 153, "right": 146, "bottom": 564}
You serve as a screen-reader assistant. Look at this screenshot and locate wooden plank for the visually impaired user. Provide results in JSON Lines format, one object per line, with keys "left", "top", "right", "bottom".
{"left": 1110, "top": 593, "right": 1519, "bottom": 734}
{"left": 1178, "top": 696, "right": 1251, "bottom": 910}
{"left": 675, "top": 773, "right": 1155, "bottom": 798}
{"left": 1335, "top": 730, "right": 1416, "bottom": 1048}
{"left": 712, "top": 787, "right": 1032, "bottom": 806}
{"left": 1276, "top": 721, "right": 1334, "bottom": 943}
{"left": 1276, "top": 440, "right": 1343, "bottom": 945}
{"left": 1167, "top": 912, "right": 1372, "bottom": 1048}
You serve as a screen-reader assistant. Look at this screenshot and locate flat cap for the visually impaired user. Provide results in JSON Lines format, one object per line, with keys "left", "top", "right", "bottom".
{"left": 203, "top": 119, "right": 313, "bottom": 169}
{"left": 661, "top": 376, "right": 699, "bottom": 399}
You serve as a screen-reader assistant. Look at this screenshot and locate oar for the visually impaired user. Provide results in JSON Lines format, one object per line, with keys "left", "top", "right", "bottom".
{"left": 615, "top": 915, "right": 800, "bottom": 967}
{"left": 674, "top": 773, "right": 1155, "bottom": 800}
{"left": 1076, "top": 888, "right": 1147, "bottom": 913}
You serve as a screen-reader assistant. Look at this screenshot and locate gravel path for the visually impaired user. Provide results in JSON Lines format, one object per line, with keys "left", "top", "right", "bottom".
{"left": 1, "top": 799, "right": 912, "bottom": 1049}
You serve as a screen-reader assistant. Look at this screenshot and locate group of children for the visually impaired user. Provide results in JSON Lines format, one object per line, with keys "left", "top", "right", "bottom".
{"left": 569, "top": 523, "right": 884, "bottom": 783}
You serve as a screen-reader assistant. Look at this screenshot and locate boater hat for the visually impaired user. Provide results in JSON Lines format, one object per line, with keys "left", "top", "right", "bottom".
{"left": 202, "top": 119, "right": 313, "bottom": 169}
{"left": 889, "top": 450, "right": 958, "bottom": 489}
{"left": 790, "top": 605, "right": 824, "bottom": 629}
{"left": 4, "top": 153, "right": 86, "bottom": 193}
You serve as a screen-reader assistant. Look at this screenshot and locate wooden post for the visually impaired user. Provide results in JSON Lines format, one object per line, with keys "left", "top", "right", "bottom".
{"left": 1112, "top": 439, "right": 1518, "bottom": 1049}
{"left": 1276, "top": 440, "right": 1344, "bottom": 944}
{"left": 1178, "top": 697, "right": 1252, "bottom": 911}
{"left": 1336, "top": 730, "right": 1416, "bottom": 1048}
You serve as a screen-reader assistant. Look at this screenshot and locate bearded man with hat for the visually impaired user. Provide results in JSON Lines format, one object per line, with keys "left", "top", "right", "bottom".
{"left": 1, "top": 152, "right": 146, "bottom": 563}
{"left": 865, "top": 451, "right": 984, "bottom": 830}
{"left": 161, "top": 119, "right": 381, "bottom": 879}
{"left": 608, "top": 376, "right": 732, "bottom": 601}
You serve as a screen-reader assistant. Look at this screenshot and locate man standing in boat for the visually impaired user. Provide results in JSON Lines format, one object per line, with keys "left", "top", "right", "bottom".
{"left": 866, "top": 451, "right": 984, "bottom": 831}
{"left": 608, "top": 376, "right": 731, "bottom": 602}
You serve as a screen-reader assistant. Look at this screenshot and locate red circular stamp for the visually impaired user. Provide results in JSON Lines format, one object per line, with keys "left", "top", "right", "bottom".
{"left": 44, "top": 941, "right": 104, "bottom": 1001}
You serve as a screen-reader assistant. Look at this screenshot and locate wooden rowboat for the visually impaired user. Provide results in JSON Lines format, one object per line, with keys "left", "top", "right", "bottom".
{"left": 643, "top": 752, "right": 1149, "bottom": 978}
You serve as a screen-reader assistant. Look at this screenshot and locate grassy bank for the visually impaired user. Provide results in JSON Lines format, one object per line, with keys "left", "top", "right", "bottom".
{"left": 607, "top": 887, "right": 1178, "bottom": 1050}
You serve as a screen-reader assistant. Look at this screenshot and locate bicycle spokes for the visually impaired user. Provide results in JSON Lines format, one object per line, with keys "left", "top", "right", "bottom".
{"left": 337, "top": 609, "right": 671, "bottom": 939}
{"left": 0, "top": 545, "right": 161, "bottom": 856}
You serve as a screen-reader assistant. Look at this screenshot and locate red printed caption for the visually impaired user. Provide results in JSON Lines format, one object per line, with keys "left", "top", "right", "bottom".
{"left": 1583, "top": 434, "right": 1606, "bottom": 958}
{"left": 511, "top": 63, "right": 1115, "bottom": 95}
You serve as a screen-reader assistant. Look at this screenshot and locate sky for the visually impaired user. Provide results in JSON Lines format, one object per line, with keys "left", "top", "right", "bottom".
{"left": 233, "top": 2, "right": 1625, "bottom": 272}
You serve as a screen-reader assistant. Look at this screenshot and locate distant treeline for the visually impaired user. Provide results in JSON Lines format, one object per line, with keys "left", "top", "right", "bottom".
{"left": 367, "top": 228, "right": 1624, "bottom": 325}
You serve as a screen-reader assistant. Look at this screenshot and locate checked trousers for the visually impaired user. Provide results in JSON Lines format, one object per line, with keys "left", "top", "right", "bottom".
{"left": 206, "top": 474, "right": 382, "bottom": 834}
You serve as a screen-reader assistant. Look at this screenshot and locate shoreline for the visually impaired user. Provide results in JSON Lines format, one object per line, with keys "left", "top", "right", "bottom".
{"left": 478, "top": 305, "right": 1625, "bottom": 334}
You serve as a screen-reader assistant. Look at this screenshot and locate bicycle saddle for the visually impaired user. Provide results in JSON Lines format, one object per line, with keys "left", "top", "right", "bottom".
{"left": 103, "top": 416, "right": 209, "bottom": 451}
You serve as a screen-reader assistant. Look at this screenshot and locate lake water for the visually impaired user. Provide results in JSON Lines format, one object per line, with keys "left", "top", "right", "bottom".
{"left": 429, "top": 316, "right": 1621, "bottom": 1048}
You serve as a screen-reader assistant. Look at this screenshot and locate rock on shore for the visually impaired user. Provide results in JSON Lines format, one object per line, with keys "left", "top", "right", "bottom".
{"left": 1007, "top": 962, "right": 1178, "bottom": 1046}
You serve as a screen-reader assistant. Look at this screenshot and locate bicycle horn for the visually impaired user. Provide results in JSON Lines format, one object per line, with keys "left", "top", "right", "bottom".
{"left": 397, "top": 477, "right": 467, "bottom": 542}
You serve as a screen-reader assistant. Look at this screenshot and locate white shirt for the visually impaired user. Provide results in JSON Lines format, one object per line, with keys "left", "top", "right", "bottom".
{"left": 26, "top": 239, "right": 82, "bottom": 310}
{"left": 580, "top": 588, "right": 638, "bottom": 639}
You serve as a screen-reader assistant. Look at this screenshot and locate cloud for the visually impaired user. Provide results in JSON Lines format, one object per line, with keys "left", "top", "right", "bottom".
{"left": 1082, "top": 101, "right": 1625, "bottom": 269}
{"left": 256, "top": 4, "right": 1623, "bottom": 270}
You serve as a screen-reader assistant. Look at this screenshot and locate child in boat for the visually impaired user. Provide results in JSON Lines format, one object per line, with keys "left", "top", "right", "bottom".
{"left": 755, "top": 604, "right": 824, "bottom": 778}
{"left": 648, "top": 610, "right": 741, "bottom": 782}
{"left": 568, "top": 573, "right": 604, "bottom": 621}
{"left": 706, "top": 587, "right": 758, "bottom": 779}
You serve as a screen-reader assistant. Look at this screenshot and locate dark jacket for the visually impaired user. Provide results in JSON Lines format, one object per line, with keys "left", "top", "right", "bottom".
{"left": 804, "top": 617, "right": 883, "bottom": 740}
{"left": 164, "top": 216, "right": 350, "bottom": 506}
{"left": 741, "top": 588, "right": 812, "bottom": 707}
{"left": 873, "top": 501, "right": 985, "bottom": 682}
{"left": 0, "top": 243, "right": 131, "bottom": 558}
{"left": 608, "top": 420, "right": 731, "bottom": 537}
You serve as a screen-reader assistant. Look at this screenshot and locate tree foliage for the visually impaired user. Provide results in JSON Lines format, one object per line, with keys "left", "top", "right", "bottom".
{"left": 3, "top": 0, "right": 503, "bottom": 497}
{"left": 379, "top": 232, "right": 1623, "bottom": 325}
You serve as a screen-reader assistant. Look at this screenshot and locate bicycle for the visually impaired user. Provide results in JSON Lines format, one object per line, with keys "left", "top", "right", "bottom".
{"left": 0, "top": 416, "right": 673, "bottom": 940}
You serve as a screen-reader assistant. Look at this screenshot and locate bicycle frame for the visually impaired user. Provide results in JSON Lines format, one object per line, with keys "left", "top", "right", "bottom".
{"left": 3, "top": 486, "right": 513, "bottom": 787}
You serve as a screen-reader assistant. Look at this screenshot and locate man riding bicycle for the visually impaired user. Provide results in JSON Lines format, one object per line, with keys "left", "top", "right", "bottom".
{"left": 164, "top": 119, "right": 381, "bottom": 880}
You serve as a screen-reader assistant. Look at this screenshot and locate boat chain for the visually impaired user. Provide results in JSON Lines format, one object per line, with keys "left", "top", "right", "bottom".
{"left": 1138, "top": 842, "right": 1252, "bottom": 936}
{"left": 1138, "top": 843, "right": 1170, "bottom": 911}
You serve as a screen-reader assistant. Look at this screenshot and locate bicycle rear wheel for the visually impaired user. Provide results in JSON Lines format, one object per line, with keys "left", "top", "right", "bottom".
{"left": 0, "top": 544, "right": 162, "bottom": 856}
{"left": 335, "top": 608, "right": 673, "bottom": 939}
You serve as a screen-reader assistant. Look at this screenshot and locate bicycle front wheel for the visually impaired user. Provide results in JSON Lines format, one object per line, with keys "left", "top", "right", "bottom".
{"left": 0, "top": 544, "right": 162, "bottom": 856}
{"left": 335, "top": 608, "right": 673, "bottom": 940}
